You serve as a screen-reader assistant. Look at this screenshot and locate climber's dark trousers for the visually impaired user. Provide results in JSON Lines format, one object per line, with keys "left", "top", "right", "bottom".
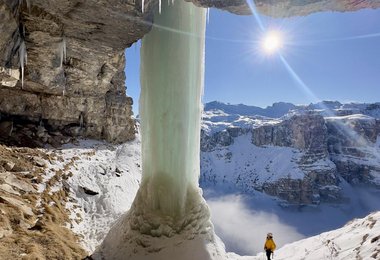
{"left": 266, "top": 250, "right": 273, "bottom": 260}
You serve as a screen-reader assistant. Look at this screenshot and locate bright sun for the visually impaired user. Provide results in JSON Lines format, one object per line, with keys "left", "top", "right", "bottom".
{"left": 261, "top": 31, "right": 283, "bottom": 54}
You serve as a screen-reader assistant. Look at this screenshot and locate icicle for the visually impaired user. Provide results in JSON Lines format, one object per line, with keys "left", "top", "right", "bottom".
{"left": 18, "top": 0, "right": 31, "bottom": 14}
{"left": 19, "top": 40, "right": 27, "bottom": 89}
{"left": 141, "top": 0, "right": 144, "bottom": 13}
{"left": 59, "top": 37, "right": 67, "bottom": 68}
{"left": 26, "top": 0, "right": 31, "bottom": 13}
{"left": 79, "top": 113, "right": 84, "bottom": 128}
{"left": 159, "top": 0, "right": 162, "bottom": 14}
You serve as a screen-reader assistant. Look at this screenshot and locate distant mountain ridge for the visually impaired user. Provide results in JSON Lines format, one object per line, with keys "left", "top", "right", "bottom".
{"left": 204, "top": 101, "right": 297, "bottom": 118}
{"left": 204, "top": 100, "right": 380, "bottom": 119}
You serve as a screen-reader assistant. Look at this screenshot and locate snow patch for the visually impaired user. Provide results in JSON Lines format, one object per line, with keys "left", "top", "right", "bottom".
{"left": 60, "top": 138, "right": 142, "bottom": 252}
{"left": 201, "top": 134, "right": 307, "bottom": 191}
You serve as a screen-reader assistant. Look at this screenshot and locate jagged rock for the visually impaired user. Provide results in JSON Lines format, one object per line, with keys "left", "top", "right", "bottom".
{"left": 0, "top": 195, "right": 34, "bottom": 216}
{"left": 0, "top": 172, "right": 36, "bottom": 193}
{"left": 0, "top": 227, "right": 12, "bottom": 239}
{"left": 252, "top": 113, "right": 328, "bottom": 154}
{"left": 0, "top": 121, "right": 13, "bottom": 137}
{"left": 36, "top": 125, "right": 47, "bottom": 138}
{"left": 81, "top": 186, "right": 99, "bottom": 196}
{"left": 261, "top": 171, "right": 341, "bottom": 205}
{"left": 115, "top": 167, "right": 123, "bottom": 177}
{"left": 326, "top": 115, "right": 380, "bottom": 185}
{"left": 0, "top": 183, "right": 20, "bottom": 196}
{"left": 32, "top": 157, "right": 47, "bottom": 167}
{"left": 2, "top": 160, "right": 15, "bottom": 171}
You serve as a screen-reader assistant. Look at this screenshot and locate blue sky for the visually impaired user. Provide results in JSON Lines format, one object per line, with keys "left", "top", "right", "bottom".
{"left": 125, "top": 6, "right": 380, "bottom": 114}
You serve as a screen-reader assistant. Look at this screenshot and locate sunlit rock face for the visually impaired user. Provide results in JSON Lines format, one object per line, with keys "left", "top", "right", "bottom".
{"left": 252, "top": 114, "right": 339, "bottom": 204}
{"left": 326, "top": 115, "right": 380, "bottom": 185}
{"left": 0, "top": 0, "right": 151, "bottom": 142}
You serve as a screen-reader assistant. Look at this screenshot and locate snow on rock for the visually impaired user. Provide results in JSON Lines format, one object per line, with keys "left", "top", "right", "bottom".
{"left": 201, "top": 133, "right": 339, "bottom": 205}
{"left": 201, "top": 134, "right": 305, "bottom": 187}
{"left": 59, "top": 138, "right": 142, "bottom": 253}
{"left": 202, "top": 109, "right": 281, "bottom": 135}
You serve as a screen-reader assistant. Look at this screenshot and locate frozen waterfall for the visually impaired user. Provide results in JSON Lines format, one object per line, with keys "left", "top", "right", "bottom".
{"left": 139, "top": 0, "right": 205, "bottom": 219}
{"left": 93, "top": 1, "right": 226, "bottom": 259}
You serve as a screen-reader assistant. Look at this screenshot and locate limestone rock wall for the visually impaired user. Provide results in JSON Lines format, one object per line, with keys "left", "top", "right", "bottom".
{"left": 0, "top": 0, "right": 152, "bottom": 143}
{"left": 326, "top": 116, "right": 380, "bottom": 185}
{"left": 252, "top": 113, "right": 328, "bottom": 154}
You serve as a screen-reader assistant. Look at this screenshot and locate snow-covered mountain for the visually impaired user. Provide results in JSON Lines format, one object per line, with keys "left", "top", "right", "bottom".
{"left": 204, "top": 101, "right": 297, "bottom": 118}
{"left": 201, "top": 101, "right": 380, "bottom": 205}
{"left": 204, "top": 100, "right": 380, "bottom": 119}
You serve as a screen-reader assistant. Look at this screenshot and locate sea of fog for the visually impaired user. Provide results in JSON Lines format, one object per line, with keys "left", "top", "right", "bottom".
{"left": 203, "top": 179, "right": 380, "bottom": 256}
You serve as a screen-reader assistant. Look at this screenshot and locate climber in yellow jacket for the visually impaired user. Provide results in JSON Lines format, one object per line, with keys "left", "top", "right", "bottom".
{"left": 264, "top": 233, "right": 276, "bottom": 260}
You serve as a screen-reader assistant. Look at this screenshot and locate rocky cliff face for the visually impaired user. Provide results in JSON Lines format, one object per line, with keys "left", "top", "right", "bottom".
{"left": 251, "top": 113, "right": 339, "bottom": 204}
{"left": 1, "top": 0, "right": 380, "bottom": 144}
{"left": 326, "top": 115, "right": 380, "bottom": 185}
{"left": 0, "top": 0, "right": 151, "bottom": 143}
{"left": 200, "top": 104, "right": 380, "bottom": 205}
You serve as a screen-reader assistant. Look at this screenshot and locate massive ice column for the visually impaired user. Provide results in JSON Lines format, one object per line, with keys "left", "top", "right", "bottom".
{"left": 139, "top": 0, "right": 206, "bottom": 219}
{"left": 93, "top": 1, "right": 225, "bottom": 259}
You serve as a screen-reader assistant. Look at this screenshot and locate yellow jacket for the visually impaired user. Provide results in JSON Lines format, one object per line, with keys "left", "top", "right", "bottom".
{"left": 264, "top": 239, "right": 276, "bottom": 251}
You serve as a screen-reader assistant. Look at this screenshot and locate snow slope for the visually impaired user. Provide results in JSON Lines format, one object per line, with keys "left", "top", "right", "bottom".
{"left": 264, "top": 211, "right": 380, "bottom": 260}
{"left": 57, "top": 138, "right": 142, "bottom": 252}
{"left": 219, "top": 211, "right": 380, "bottom": 260}
{"left": 201, "top": 134, "right": 334, "bottom": 191}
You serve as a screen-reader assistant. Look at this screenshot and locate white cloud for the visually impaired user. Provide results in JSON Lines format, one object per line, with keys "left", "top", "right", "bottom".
{"left": 207, "top": 195, "right": 304, "bottom": 256}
